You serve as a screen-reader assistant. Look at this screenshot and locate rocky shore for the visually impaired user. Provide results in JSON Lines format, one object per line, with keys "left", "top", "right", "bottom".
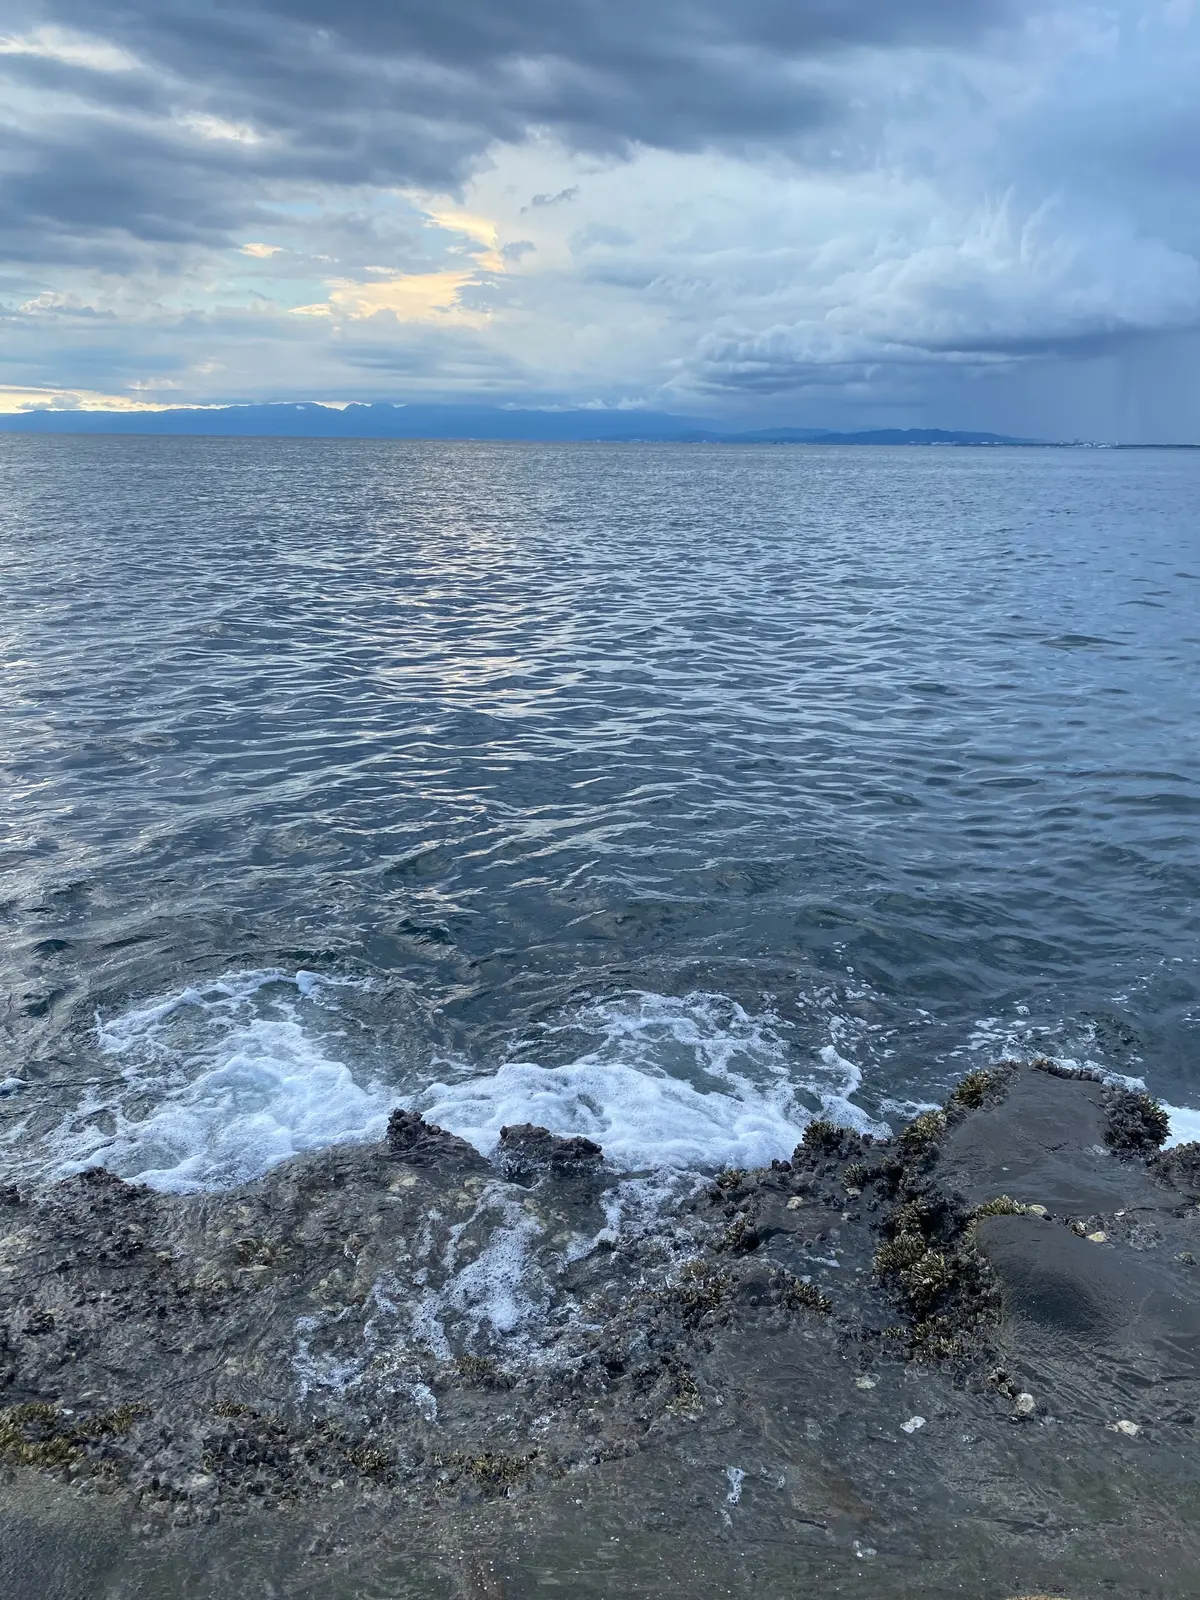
{"left": 1, "top": 1061, "right": 1198, "bottom": 1598}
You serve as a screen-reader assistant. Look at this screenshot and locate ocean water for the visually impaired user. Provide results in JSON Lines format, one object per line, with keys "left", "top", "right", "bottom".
{"left": 1, "top": 435, "right": 1199, "bottom": 1192}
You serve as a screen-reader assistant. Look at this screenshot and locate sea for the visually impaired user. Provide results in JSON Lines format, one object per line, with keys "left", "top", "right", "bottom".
{"left": 2, "top": 435, "right": 1199, "bottom": 1196}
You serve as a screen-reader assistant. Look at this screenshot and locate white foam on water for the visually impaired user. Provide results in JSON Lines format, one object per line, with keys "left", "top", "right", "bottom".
{"left": 420, "top": 1057, "right": 801, "bottom": 1171}
{"left": 418, "top": 991, "right": 889, "bottom": 1172}
{"left": 16, "top": 978, "right": 893, "bottom": 1195}
{"left": 293, "top": 1180, "right": 567, "bottom": 1411}
{"left": 34, "top": 969, "right": 390, "bottom": 1193}
{"left": 1162, "top": 1103, "right": 1200, "bottom": 1149}
{"left": 20, "top": 968, "right": 1196, "bottom": 1196}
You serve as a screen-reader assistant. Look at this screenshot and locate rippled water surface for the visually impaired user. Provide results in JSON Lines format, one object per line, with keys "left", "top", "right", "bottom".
{"left": 2, "top": 436, "right": 1199, "bottom": 1185}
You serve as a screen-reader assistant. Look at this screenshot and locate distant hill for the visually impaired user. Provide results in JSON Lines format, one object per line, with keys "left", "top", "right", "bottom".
{"left": 0, "top": 402, "right": 1039, "bottom": 446}
{"left": 734, "top": 426, "right": 1037, "bottom": 446}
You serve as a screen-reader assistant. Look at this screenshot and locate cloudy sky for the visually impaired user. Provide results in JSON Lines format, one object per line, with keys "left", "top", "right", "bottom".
{"left": 2, "top": 0, "right": 1199, "bottom": 438}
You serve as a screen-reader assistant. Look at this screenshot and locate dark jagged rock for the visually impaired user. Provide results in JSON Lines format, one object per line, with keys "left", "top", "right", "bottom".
{"left": 1103, "top": 1083, "right": 1173, "bottom": 1155}
{"left": 384, "top": 1108, "right": 485, "bottom": 1167}
{"left": 1032, "top": 1055, "right": 1105, "bottom": 1082}
{"left": 496, "top": 1123, "right": 604, "bottom": 1183}
{"left": 1153, "top": 1139, "right": 1200, "bottom": 1196}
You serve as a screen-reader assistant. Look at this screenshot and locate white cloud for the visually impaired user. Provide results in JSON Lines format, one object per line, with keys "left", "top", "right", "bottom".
{"left": 0, "top": 26, "right": 137, "bottom": 72}
{"left": 693, "top": 191, "right": 1200, "bottom": 392}
{"left": 19, "top": 290, "right": 104, "bottom": 316}
{"left": 291, "top": 268, "right": 488, "bottom": 324}
{"left": 0, "top": 384, "right": 174, "bottom": 413}
{"left": 178, "top": 112, "right": 262, "bottom": 145}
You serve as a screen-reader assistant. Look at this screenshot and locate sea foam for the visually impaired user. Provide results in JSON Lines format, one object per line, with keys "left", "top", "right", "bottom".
{"left": 21, "top": 973, "right": 1195, "bottom": 1198}
{"left": 47, "top": 970, "right": 391, "bottom": 1193}
{"left": 12, "top": 976, "right": 894, "bottom": 1193}
{"left": 418, "top": 990, "right": 888, "bottom": 1171}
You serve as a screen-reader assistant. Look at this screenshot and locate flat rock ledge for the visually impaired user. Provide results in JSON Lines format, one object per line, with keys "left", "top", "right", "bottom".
{"left": 1, "top": 1062, "right": 1198, "bottom": 1596}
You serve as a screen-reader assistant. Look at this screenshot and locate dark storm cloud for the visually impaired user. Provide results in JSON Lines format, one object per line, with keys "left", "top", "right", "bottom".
{"left": 0, "top": 120, "right": 275, "bottom": 268}
{"left": 2, "top": 0, "right": 1023, "bottom": 262}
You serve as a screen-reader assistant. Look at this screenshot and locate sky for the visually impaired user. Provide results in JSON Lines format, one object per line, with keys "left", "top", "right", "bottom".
{"left": 2, "top": 0, "right": 1199, "bottom": 439}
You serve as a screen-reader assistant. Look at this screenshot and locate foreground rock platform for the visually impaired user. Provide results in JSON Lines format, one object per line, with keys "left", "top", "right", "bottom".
{"left": 0, "top": 1062, "right": 1197, "bottom": 1598}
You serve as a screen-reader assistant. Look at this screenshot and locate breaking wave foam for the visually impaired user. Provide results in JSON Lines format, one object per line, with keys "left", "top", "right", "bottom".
{"left": 8, "top": 970, "right": 1196, "bottom": 1197}
{"left": 39, "top": 970, "right": 391, "bottom": 1193}
{"left": 8, "top": 977, "right": 896, "bottom": 1193}
{"left": 419, "top": 991, "right": 888, "bottom": 1171}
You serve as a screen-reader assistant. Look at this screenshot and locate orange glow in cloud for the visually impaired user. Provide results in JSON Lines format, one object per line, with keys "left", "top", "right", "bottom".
{"left": 0, "top": 385, "right": 180, "bottom": 413}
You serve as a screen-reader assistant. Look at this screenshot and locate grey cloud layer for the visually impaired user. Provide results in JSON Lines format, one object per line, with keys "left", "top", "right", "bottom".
{"left": 4, "top": 0, "right": 1200, "bottom": 439}
{"left": 3, "top": 0, "right": 1022, "bottom": 259}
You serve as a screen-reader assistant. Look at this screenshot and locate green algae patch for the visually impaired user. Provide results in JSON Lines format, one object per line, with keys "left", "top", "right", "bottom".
{"left": 947, "top": 1063, "right": 1018, "bottom": 1115}
{"left": 800, "top": 1119, "right": 845, "bottom": 1156}
{"left": 456, "top": 1354, "right": 513, "bottom": 1390}
{"left": 0, "top": 1399, "right": 145, "bottom": 1473}
{"left": 971, "top": 1195, "right": 1028, "bottom": 1222}
{"left": 780, "top": 1275, "right": 833, "bottom": 1315}
{"left": 436, "top": 1449, "right": 537, "bottom": 1496}
{"left": 899, "top": 1109, "right": 947, "bottom": 1155}
{"left": 716, "top": 1212, "right": 760, "bottom": 1254}
{"left": 873, "top": 1180, "right": 1003, "bottom": 1360}
{"left": 672, "top": 1259, "right": 732, "bottom": 1321}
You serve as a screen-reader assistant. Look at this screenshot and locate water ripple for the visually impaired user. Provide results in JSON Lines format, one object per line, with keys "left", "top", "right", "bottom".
{"left": 1, "top": 438, "right": 1198, "bottom": 1137}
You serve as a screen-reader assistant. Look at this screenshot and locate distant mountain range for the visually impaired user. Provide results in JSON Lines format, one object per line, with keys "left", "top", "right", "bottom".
{"left": 0, "top": 401, "right": 1039, "bottom": 446}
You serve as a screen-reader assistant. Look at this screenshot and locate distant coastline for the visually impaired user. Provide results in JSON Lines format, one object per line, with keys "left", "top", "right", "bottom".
{"left": 2, "top": 402, "right": 1194, "bottom": 446}
{"left": 0, "top": 402, "right": 1039, "bottom": 445}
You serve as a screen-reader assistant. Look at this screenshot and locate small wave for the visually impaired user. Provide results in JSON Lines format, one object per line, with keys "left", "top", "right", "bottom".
{"left": 7, "top": 972, "right": 1194, "bottom": 1193}
{"left": 419, "top": 991, "right": 889, "bottom": 1171}
{"left": 421, "top": 1056, "right": 803, "bottom": 1171}
{"left": 31, "top": 969, "right": 390, "bottom": 1194}
{"left": 6, "top": 978, "right": 894, "bottom": 1193}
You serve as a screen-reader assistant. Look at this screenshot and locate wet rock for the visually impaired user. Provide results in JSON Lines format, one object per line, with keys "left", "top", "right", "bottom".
{"left": 977, "top": 1213, "right": 1127, "bottom": 1337}
{"left": 1153, "top": 1140, "right": 1200, "bottom": 1197}
{"left": 0, "top": 1052, "right": 1197, "bottom": 1600}
{"left": 385, "top": 1109, "right": 484, "bottom": 1168}
{"left": 1103, "top": 1086, "right": 1171, "bottom": 1157}
{"left": 496, "top": 1123, "right": 604, "bottom": 1184}
{"left": 937, "top": 1066, "right": 1169, "bottom": 1218}
{"left": 976, "top": 1207, "right": 1200, "bottom": 1392}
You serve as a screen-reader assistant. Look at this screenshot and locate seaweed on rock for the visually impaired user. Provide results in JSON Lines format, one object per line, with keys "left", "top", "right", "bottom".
{"left": 0, "top": 1400, "right": 145, "bottom": 1476}
{"left": 1103, "top": 1087, "right": 1171, "bottom": 1156}
{"left": 946, "top": 1062, "right": 1018, "bottom": 1116}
